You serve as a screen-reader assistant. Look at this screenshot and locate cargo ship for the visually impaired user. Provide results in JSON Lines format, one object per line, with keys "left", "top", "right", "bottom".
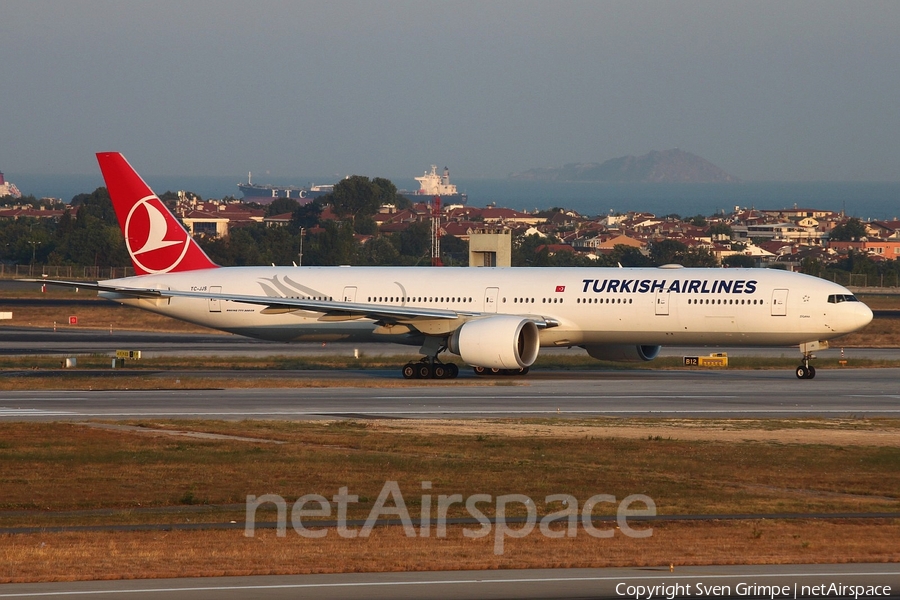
{"left": 238, "top": 164, "right": 467, "bottom": 206}
{"left": 399, "top": 165, "right": 467, "bottom": 205}
{"left": 237, "top": 173, "right": 333, "bottom": 204}
{"left": 0, "top": 172, "right": 21, "bottom": 198}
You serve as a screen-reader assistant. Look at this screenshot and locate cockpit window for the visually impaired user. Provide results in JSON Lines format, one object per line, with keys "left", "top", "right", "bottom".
{"left": 827, "top": 294, "right": 860, "bottom": 303}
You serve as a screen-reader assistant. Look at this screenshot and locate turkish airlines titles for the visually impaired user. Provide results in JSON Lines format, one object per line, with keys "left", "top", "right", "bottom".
{"left": 581, "top": 278, "right": 759, "bottom": 295}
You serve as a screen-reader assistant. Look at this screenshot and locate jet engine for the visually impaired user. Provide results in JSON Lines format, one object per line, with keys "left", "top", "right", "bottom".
{"left": 448, "top": 316, "right": 540, "bottom": 369}
{"left": 582, "top": 344, "right": 661, "bottom": 362}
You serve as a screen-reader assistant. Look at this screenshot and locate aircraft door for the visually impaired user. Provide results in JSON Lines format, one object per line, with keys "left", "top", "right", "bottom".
{"left": 771, "top": 289, "right": 788, "bottom": 316}
{"left": 208, "top": 286, "right": 222, "bottom": 313}
{"left": 655, "top": 291, "right": 670, "bottom": 316}
{"left": 483, "top": 287, "right": 499, "bottom": 313}
{"left": 342, "top": 286, "right": 357, "bottom": 302}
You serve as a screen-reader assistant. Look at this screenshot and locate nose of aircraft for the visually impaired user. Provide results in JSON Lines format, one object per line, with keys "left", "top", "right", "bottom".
{"left": 848, "top": 301, "right": 874, "bottom": 333}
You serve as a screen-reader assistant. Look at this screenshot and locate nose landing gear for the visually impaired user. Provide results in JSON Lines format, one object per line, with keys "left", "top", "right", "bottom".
{"left": 796, "top": 341, "right": 825, "bottom": 379}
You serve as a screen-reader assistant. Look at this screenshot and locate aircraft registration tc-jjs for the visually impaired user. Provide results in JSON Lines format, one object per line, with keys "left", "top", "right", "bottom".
{"left": 34, "top": 153, "right": 873, "bottom": 380}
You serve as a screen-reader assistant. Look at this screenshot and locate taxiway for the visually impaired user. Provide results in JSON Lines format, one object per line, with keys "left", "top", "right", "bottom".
{"left": 1, "top": 367, "right": 899, "bottom": 421}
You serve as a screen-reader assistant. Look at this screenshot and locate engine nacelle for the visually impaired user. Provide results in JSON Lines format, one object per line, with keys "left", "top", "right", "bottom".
{"left": 582, "top": 344, "right": 661, "bottom": 362}
{"left": 448, "top": 316, "right": 540, "bottom": 369}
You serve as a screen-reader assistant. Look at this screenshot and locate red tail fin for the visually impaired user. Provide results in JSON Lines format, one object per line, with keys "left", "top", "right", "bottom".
{"left": 97, "top": 152, "right": 218, "bottom": 275}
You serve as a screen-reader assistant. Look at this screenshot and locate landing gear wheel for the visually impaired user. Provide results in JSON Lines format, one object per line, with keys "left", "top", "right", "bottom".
{"left": 473, "top": 366, "right": 529, "bottom": 377}
{"left": 796, "top": 365, "right": 816, "bottom": 379}
{"left": 796, "top": 346, "right": 818, "bottom": 380}
{"left": 402, "top": 363, "right": 416, "bottom": 379}
{"left": 408, "top": 337, "right": 462, "bottom": 381}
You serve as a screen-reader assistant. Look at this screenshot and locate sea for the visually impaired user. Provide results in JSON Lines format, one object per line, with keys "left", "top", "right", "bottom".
{"left": 7, "top": 173, "right": 900, "bottom": 221}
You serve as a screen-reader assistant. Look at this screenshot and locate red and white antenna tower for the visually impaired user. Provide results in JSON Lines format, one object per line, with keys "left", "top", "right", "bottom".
{"left": 431, "top": 195, "right": 443, "bottom": 266}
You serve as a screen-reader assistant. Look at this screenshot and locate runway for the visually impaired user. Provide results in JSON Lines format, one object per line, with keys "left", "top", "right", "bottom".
{"left": 1, "top": 565, "right": 898, "bottom": 599}
{"left": 2, "top": 367, "right": 900, "bottom": 421}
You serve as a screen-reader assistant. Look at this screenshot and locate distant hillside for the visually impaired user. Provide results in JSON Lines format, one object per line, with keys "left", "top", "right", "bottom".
{"left": 510, "top": 149, "right": 741, "bottom": 183}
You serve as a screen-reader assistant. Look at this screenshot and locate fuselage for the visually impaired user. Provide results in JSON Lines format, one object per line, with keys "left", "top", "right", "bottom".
{"left": 101, "top": 265, "right": 873, "bottom": 348}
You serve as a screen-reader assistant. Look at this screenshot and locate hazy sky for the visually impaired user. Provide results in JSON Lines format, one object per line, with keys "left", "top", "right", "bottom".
{"left": 3, "top": 1, "right": 900, "bottom": 181}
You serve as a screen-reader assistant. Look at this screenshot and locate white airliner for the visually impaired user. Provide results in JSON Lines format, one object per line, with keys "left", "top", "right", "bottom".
{"left": 35, "top": 153, "right": 873, "bottom": 380}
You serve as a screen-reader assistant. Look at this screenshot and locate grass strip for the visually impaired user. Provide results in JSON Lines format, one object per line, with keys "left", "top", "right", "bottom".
{"left": 1, "top": 419, "right": 898, "bottom": 581}
{"left": 2, "top": 419, "right": 897, "bottom": 517}
{"left": 2, "top": 519, "right": 899, "bottom": 582}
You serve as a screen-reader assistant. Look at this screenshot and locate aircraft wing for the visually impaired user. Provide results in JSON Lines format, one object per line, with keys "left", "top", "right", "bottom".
{"left": 18, "top": 279, "right": 165, "bottom": 298}
{"left": 23, "top": 279, "right": 559, "bottom": 328}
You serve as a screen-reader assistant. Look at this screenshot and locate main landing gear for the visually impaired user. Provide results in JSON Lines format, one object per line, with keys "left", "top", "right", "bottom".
{"left": 473, "top": 366, "right": 530, "bottom": 377}
{"left": 398, "top": 336, "right": 531, "bottom": 380}
{"left": 401, "top": 336, "right": 460, "bottom": 379}
{"left": 402, "top": 359, "right": 460, "bottom": 380}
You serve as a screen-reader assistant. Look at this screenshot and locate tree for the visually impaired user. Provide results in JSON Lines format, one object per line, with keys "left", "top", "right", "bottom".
{"left": 198, "top": 223, "right": 301, "bottom": 266}
{"left": 833, "top": 249, "right": 878, "bottom": 277}
{"left": 608, "top": 244, "right": 650, "bottom": 267}
{"left": 649, "top": 239, "right": 688, "bottom": 265}
{"left": 53, "top": 215, "right": 128, "bottom": 267}
{"left": 354, "top": 215, "right": 378, "bottom": 236}
{"left": 0, "top": 219, "right": 54, "bottom": 264}
{"left": 680, "top": 247, "right": 718, "bottom": 267}
{"left": 200, "top": 228, "right": 264, "bottom": 266}
{"left": 303, "top": 222, "right": 358, "bottom": 266}
{"left": 55, "top": 209, "right": 75, "bottom": 240}
{"left": 71, "top": 188, "right": 118, "bottom": 226}
{"left": 357, "top": 235, "right": 400, "bottom": 266}
{"left": 396, "top": 221, "right": 431, "bottom": 262}
{"left": 798, "top": 257, "right": 822, "bottom": 277}
{"left": 829, "top": 218, "right": 867, "bottom": 241}
{"left": 291, "top": 200, "right": 324, "bottom": 231}
{"left": 371, "top": 177, "right": 403, "bottom": 208}
{"left": 266, "top": 197, "right": 300, "bottom": 217}
{"left": 513, "top": 233, "right": 554, "bottom": 266}
{"left": 648, "top": 239, "right": 717, "bottom": 267}
{"left": 707, "top": 223, "right": 734, "bottom": 239}
{"left": 688, "top": 215, "right": 707, "bottom": 227}
{"left": 326, "top": 175, "right": 397, "bottom": 229}
{"left": 440, "top": 235, "right": 469, "bottom": 266}
{"left": 722, "top": 254, "right": 756, "bottom": 268}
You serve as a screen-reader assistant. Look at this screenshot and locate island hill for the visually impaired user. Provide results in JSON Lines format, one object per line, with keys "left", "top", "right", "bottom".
{"left": 510, "top": 149, "right": 741, "bottom": 184}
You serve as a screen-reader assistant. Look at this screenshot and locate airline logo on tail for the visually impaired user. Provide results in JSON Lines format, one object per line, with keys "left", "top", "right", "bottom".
{"left": 97, "top": 152, "right": 218, "bottom": 275}
{"left": 125, "top": 195, "right": 192, "bottom": 274}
